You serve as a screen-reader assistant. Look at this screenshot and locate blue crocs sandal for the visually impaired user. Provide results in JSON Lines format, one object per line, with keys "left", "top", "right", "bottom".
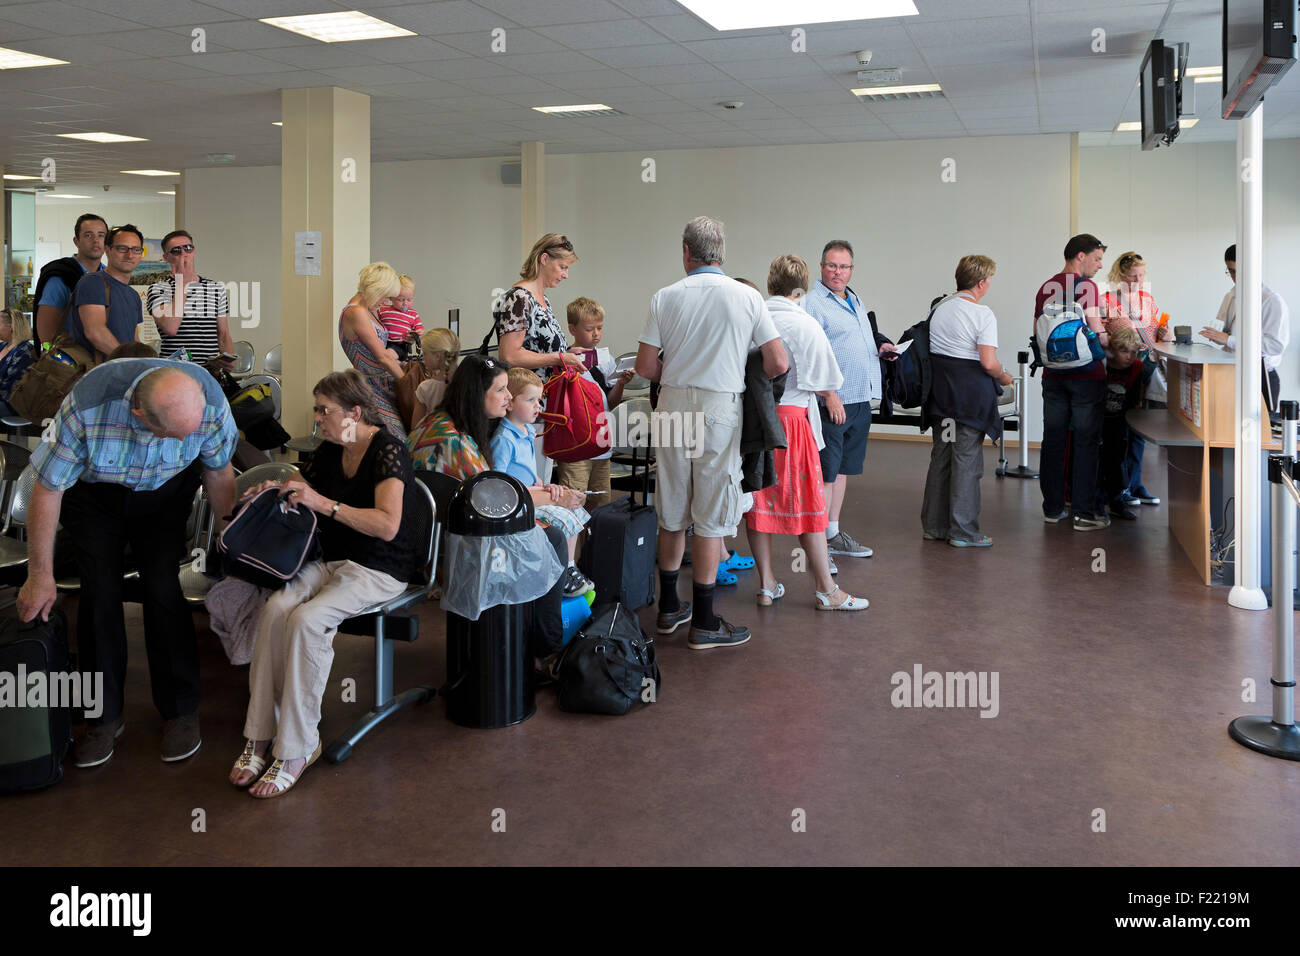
{"left": 722, "top": 549, "right": 755, "bottom": 571}
{"left": 716, "top": 567, "right": 738, "bottom": 586}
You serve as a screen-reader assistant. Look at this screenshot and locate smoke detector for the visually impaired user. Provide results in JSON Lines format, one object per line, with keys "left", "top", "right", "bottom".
{"left": 719, "top": 100, "right": 744, "bottom": 110}
{"left": 856, "top": 50, "right": 873, "bottom": 66}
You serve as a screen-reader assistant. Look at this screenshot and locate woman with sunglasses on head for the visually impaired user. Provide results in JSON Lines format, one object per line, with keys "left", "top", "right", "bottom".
{"left": 229, "top": 369, "right": 425, "bottom": 798}
{"left": 1100, "top": 251, "right": 1167, "bottom": 506}
{"left": 493, "top": 234, "right": 590, "bottom": 382}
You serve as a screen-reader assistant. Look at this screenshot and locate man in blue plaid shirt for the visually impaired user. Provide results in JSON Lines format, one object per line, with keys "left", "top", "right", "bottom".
{"left": 19, "top": 358, "right": 237, "bottom": 769}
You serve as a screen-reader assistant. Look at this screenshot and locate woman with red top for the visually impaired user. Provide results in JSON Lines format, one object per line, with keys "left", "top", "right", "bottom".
{"left": 1100, "top": 251, "right": 1166, "bottom": 505}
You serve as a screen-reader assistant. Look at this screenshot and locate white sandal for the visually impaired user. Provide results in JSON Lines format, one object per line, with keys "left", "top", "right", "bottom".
{"left": 756, "top": 582, "right": 785, "bottom": 606}
{"left": 250, "top": 742, "right": 322, "bottom": 799}
{"left": 815, "top": 586, "right": 869, "bottom": 612}
{"left": 230, "top": 739, "right": 268, "bottom": 788}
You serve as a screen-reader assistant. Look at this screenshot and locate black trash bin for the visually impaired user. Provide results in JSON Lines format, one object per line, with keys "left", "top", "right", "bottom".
{"left": 444, "top": 471, "right": 539, "bottom": 728}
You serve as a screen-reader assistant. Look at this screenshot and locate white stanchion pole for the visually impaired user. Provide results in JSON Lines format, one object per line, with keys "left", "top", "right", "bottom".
{"left": 1229, "top": 104, "right": 1267, "bottom": 610}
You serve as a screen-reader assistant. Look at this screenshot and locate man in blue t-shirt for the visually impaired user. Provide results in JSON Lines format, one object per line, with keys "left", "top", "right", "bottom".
{"left": 33, "top": 212, "right": 107, "bottom": 347}
{"left": 66, "top": 223, "right": 144, "bottom": 355}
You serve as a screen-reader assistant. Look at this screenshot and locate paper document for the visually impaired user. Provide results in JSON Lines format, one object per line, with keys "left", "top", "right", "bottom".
{"left": 890, "top": 340, "right": 913, "bottom": 355}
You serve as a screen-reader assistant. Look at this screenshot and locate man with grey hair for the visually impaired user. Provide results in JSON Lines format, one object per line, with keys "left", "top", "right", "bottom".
{"left": 636, "top": 216, "right": 788, "bottom": 650}
{"left": 18, "top": 358, "right": 238, "bottom": 769}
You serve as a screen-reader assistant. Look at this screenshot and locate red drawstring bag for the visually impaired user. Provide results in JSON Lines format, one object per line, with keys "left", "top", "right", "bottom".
{"left": 539, "top": 368, "right": 609, "bottom": 462}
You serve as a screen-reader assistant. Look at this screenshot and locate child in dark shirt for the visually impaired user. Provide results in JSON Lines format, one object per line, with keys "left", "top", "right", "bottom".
{"left": 1100, "top": 326, "right": 1156, "bottom": 520}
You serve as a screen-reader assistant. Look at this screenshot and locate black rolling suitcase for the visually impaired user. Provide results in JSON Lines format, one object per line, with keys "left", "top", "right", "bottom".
{"left": 581, "top": 445, "right": 657, "bottom": 609}
{"left": 0, "top": 610, "right": 73, "bottom": 792}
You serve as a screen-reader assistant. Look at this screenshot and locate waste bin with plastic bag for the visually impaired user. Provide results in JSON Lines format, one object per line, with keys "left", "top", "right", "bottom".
{"left": 441, "top": 471, "right": 564, "bottom": 728}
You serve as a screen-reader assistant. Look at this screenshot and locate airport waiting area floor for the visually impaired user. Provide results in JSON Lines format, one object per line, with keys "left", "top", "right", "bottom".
{"left": 4, "top": 440, "right": 1298, "bottom": 867}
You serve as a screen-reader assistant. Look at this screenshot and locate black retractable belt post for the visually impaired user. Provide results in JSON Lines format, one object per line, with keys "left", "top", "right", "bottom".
{"left": 1000, "top": 350, "right": 1039, "bottom": 480}
{"left": 1229, "top": 399, "right": 1300, "bottom": 759}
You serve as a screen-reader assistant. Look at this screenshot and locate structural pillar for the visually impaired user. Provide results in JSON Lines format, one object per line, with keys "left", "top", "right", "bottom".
{"left": 280, "top": 86, "right": 371, "bottom": 437}
{"left": 521, "top": 141, "right": 545, "bottom": 259}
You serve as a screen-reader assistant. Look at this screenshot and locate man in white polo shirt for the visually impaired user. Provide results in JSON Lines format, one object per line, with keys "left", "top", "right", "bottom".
{"left": 636, "top": 216, "right": 788, "bottom": 650}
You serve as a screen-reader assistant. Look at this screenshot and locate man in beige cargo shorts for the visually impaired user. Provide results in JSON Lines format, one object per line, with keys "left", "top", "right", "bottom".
{"left": 635, "top": 216, "right": 788, "bottom": 651}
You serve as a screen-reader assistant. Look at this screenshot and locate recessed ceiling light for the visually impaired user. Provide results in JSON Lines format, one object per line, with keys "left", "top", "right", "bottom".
{"left": 46, "top": 193, "right": 92, "bottom": 199}
{"left": 272, "top": 121, "right": 283, "bottom": 126}
{"left": 852, "top": 83, "right": 942, "bottom": 100}
{"left": 532, "top": 104, "right": 617, "bottom": 115}
{"left": 3, "top": 174, "right": 40, "bottom": 181}
{"left": 1179, "top": 117, "right": 1199, "bottom": 129}
{"left": 260, "top": 11, "right": 415, "bottom": 43}
{"left": 0, "top": 46, "right": 69, "bottom": 69}
{"left": 1116, "top": 121, "right": 1142, "bottom": 132}
{"left": 57, "top": 131, "right": 147, "bottom": 143}
{"left": 158, "top": 190, "right": 176, "bottom": 196}
{"left": 121, "top": 169, "right": 180, "bottom": 176}
{"left": 676, "top": 0, "right": 918, "bottom": 30}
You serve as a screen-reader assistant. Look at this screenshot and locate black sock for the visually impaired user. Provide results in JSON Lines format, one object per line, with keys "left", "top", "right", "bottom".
{"left": 692, "top": 581, "right": 718, "bottom": 630}
{"left": 658, "top": 570, "right": 681, "bottom": 613}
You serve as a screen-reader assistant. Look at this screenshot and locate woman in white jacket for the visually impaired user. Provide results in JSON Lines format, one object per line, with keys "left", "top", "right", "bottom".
{"left": 744, "top": 254, "right": 868, "bottom": 612}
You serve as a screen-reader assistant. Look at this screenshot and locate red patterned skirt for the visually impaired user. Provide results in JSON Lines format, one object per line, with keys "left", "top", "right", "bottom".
{"left": 745, "top": 404, "right": 828, "bottom": 535}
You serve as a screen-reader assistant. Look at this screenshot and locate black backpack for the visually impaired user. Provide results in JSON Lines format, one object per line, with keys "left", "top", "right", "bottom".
{"left": 557, "top": 603, "right": 661, "bottom": 715}
{"left": 30, "top": 257, "right": 87, "bottom": 351}
{"left": 886, "top": 294, "right": 953, "bottom": 410}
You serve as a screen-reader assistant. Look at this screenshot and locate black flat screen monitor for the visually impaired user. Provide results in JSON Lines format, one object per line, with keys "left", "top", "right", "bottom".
{"left": 1222, "top": 0, "right": 1298, "bottom": 119}
{"left": 1140, "top": 40, "right": 1178, "bottom": 150}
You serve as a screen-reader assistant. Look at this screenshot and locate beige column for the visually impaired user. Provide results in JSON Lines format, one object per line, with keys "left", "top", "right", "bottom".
{"left": 280, "top": 87, "right": 370, "bottom": 437}
{"left": 173, "top": 170, "right": 185, "bottom": 230}
{"left": 520, "top": 140, "right": 545, "bottom": 259}
{"left": 1068, "top": 132, "right": 1079, "bottom": 236}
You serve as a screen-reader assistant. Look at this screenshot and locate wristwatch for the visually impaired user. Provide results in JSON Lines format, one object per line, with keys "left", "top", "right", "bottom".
{"left": 331, "top": 501, "right": 341, "bottom": 516}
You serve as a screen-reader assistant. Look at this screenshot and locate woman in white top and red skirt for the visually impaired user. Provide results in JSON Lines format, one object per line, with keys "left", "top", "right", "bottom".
{"left": 744, "top": 255, "right": 868, "bottom": 612}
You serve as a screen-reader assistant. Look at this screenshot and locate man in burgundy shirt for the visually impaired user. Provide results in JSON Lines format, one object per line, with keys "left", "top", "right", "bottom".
{"left": 1036, "top": 234, "right": 1111, "bottom": 531}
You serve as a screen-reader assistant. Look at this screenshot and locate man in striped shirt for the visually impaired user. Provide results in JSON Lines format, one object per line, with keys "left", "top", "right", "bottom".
{"left": 18, "top": 358, "right": 237, "bottom": 769}
{"left": 146, "top": 230, "right": 235, "bottom": 365}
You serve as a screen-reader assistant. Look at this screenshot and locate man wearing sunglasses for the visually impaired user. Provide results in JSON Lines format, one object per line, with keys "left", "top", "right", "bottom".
{"left": 66, "top": 224, "right": 145, "bottom": 356}
{"left": 146, "top": 229, "right": 234, "bottom": 367}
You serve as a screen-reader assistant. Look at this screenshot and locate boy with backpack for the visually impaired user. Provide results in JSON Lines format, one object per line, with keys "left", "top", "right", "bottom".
{"left": 1035, "top": 234, "right": 1112, "bottom": 532}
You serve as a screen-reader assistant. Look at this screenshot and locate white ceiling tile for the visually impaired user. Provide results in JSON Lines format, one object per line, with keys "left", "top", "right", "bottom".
{"left": 491, "top": 50, "right": 610, "bottom": 73}
{"left": 182, "top": 51, "right": 300, "bottom": 76}
{"left": 366, "top": 79, "right": 477, "bottom": 100}
{"left": 337, "top": 36, "right": 469, "bottom": 64}
{"left": 920, "top": 39, "right": 1034, "bottom": 67}
{"left": 715, "top": 56, "right": 829, "bottom": 81}
{"left": 1, "top": 1, "right": 148, "bottom": 34}
{"left": 404, "top": 57, "right": 522, "bottom": 80}
{"left": 434, "top": 28, "right": 567, "bottom": 56}
{"left": 623, "top": 62, "right": 731, "bottom": 84}
{"left": 537, "top": 69, "right": 643, "bottom": 90}
{"left": 374, "top": 2, "right": 522, "bottom": 35}
{"left": 586, "top": 43, "right": 703, "bottom": 69}
{"left": 906, "top": 15, "right": 1030, "bottom": 46}
{"left": 742, "top": 75, "right": 842, "bottom": 95}
{"left": 475, "top": 0, "right": 632, "bottom": 27}
{"left": 535, "top": 18, "right": 671, "bottom": 47}
{"left": 680, "top": 35, "right": 801, "bottom": 63}
{"left": 639, "top": 13, "right": 778, "bottom": 42}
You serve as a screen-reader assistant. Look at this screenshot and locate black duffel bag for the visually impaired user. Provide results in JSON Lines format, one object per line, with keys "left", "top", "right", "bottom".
{"left": 217, "top": 487, "right": 321, "bottom": 589}
{"left": 557, "top": 603, "right": 661, "bottom": 715}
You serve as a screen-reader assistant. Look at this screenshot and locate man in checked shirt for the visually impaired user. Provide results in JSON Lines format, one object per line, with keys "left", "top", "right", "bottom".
{"left": 18, "top": 358, "right": 237, "bottom": 770}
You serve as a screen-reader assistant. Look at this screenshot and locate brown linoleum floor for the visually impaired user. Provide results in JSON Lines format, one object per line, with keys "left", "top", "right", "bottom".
{"left": 4, "top": 440, "right": 1298, "bottom": 866}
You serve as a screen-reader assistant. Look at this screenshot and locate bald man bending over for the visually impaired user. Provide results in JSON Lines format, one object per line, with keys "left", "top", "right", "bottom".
{"left": 19, "top": 359, "right": 237, "bottom": 769}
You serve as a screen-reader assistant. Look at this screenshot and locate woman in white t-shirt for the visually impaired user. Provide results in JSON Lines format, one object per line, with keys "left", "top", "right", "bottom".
{"left": 921, "top": 255, "right": 1014, "bottom": 548}
{"left": 743, "top": 255, "right": 867, "bottom": 611}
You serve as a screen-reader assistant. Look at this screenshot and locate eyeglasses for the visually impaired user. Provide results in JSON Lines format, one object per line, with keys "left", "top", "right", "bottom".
{"left": 1118, "top": 254, "right": 1141, "bottom": 268}
{"left": 312, "top": 404, "right": 342, "bottom": 416}
{"left": 165, "top": 243, "right": 194, "bottom": 255}
{"left": 823, "top": 263, "right": 853, "bottom": 272}
{"left": 111, "top": 245, "right": 144, "bottom": 255}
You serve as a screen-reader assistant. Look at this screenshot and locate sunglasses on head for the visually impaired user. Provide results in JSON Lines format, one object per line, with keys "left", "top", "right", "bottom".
{"left": 545, "top": 237, "right": 573, "bottom": 254}
{"left": 165, "top": 243, "right": 194, "bottom": 255}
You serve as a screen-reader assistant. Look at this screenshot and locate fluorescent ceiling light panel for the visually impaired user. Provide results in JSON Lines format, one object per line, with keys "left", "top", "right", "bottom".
{"left": 272, "top": 122, "right": 283, "bottom": 126}
{"left": 57, "top": 131, "right": 147, "bottom": 143}
{"left": 259, "top": 11, "right": 415, "bottom": 43}
{"left": 3, "top": 174, "right": 39, "bottom": 180}
{"left": 676, "top": 0, "right": 918, "bottom": 30}
{"left": 158, "top": 190, "right": 176, "bottom": 195}
{"left": 1115, "top": 121, "right": 1141, "bottom": 132}
{"left": 47, "top": 193, "right": 91, "bottom": 199}
{"left": 0, "top": 46, "right": 69, "bottom": 69}
{"left": 533, "top": 104, "right": 615, "bottom": 113}
{"left": 121, "top": 169, "right": 179, "bottom": 176}
{"left": 852, "top": 83, "right": 941, "bottom": 96}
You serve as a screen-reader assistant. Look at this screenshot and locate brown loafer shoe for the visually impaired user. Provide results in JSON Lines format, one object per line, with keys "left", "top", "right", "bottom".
{"left": 161, "top": 714, "right": 202, "bottom": 762}
{"left": 656, "top": 602, "right": 692, "bottom": 635}
{"left": 73, "top": 717, "right": 125, "bottom": 769}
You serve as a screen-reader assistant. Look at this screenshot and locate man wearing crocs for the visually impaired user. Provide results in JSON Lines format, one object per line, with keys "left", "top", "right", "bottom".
{"left": 637, "top": 216, "right": 787, "bottom": 650}
{"left": 803, "top": 240, "right": 898, "bottom": 564}
{"left": 17, "top": 359, "right": 237, "bottom": 769}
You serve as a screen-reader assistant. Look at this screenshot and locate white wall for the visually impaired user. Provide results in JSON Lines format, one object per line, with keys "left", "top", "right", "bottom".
{"left": 1078, "top": 139, "right": 1300, "bottom": 405}
{"left": 180, "top": 135, "right": 1300, "bottom": 443}
{"left": 34, "top": 200, "right": 174, "bottom": 266}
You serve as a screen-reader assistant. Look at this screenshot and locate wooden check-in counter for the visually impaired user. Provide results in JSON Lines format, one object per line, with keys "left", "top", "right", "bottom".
{"left": 1126, "top": 342, "right": 1278, "bottom": 586}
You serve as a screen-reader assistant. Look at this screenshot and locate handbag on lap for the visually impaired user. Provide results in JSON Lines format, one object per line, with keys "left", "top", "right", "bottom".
{"left": 217, "top": 487, "right": 321, "bottom": 589}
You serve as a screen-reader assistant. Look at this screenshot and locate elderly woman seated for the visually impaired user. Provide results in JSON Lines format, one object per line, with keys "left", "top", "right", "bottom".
{"left": 408, "top": 353, "right": 575, "bottom": 664}
{"left": 229, "top": 369, "right": 425, "bottom": 797}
